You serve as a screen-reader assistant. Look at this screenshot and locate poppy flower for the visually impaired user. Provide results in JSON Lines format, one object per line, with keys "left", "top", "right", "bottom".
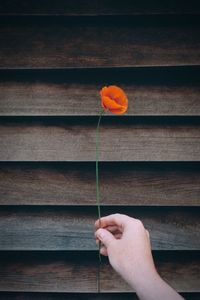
{"left": 100, "top": 85, "right": 128, "bottom": 115}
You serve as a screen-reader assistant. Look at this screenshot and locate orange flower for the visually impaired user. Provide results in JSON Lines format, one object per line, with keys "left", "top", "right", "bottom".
{"left": 100, "top": 85, "right": 128, "bottom": 115}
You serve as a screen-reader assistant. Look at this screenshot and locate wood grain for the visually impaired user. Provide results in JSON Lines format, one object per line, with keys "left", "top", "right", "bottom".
{"left": 0, "top": 118, "right": 199, "bottom": 161}
{"left": 0, "top": 77, "right": 200, "bottom": 116}
{"left": 0, "top": 0, "right": 200, "bottom": 15}
{"left": 0, "top": 162, "right": 200, "bottom": 206}
{"left": 0, "top": 207, "right": 199, "bottom": 251}
{"left": 0, "top": 252, "right": 98, "bottom": 293}
{"left": 0, "top": 252, "right": 199, "bottom": 292}
{"left": 0, "top": 0, "right": 199, "bottom": 298}
{"left": 0, "top": 22, "right": 200, "bottom": 69}
{"left": 100, "top": 252, "right": 200, "bottom": 292}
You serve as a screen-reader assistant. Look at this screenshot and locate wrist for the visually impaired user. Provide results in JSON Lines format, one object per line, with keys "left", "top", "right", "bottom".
{"left": 130, "top": 266, "right": 161, "bottom": 294}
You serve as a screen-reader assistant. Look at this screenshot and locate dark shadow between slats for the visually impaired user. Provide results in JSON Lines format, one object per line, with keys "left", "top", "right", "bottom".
{"left": 0, "top": 0, "right": 200, "bottom": 16}
{"left": 0, "top": 292, "right": 199, "bottom": 300}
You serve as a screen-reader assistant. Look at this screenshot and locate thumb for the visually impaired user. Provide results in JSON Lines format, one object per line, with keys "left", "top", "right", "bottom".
{"left": 96, "top": 228, "right": 115, "bottom": 248}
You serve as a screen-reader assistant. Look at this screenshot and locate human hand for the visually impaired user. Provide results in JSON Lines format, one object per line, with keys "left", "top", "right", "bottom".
{"left": 94, "top": 213, "right": 157, "bottom": 290}
{"left": 95, "top": 213, "right": 184, "bottom": 300}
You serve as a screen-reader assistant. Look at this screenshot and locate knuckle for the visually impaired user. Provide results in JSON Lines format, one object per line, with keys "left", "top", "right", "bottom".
{"left": 114, "top": 213, "right": 121, "bottom": 217}
{"left": 134, "top": 219, "right": 144, "bottom": 228}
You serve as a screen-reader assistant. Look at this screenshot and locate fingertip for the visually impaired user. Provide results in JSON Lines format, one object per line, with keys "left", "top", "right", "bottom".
{"left": 100, "top": 246, "right": 108, "bottom": 257}
{"left": 95, "top": 218, "right": 102, "bottom": 229}
{"left": 96, "top": 228, "right": 105, "bottom": 240}
{"left": 94, "top": 219, "right": 98, "bottom": 228}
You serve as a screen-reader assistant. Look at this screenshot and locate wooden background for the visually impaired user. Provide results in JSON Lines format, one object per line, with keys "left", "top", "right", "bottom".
{"left": 0, "top": 0, "right": 200, "bottom": 299}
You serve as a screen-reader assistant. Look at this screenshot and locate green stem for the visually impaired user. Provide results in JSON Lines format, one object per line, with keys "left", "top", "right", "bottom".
{"left": 96, "top": 108, "right": 105, "bottom": 263}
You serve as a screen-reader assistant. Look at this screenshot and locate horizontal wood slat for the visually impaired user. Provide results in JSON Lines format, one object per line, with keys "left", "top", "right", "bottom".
{"left": 0, "top": 207, "right": 199, "bottom": 251}
{"left": 101, "top": 252, "right": 200, "bottom": 292}
{"left": 0, "top": 0, "right": 200, "bottom": 15}
{"left": 0, "top": 253, "right": 97, "bottom": 293}
{"left": 0, "top": 252, "right": 199, "bottom": 292}
{"left": 0, "top": 74, "right": 200, "bottom": 116}
{"left": 0, "top": 22, "right": 200, "bottom": 69}
{"left": 0, "top": 162, "right": 200, "bottom": 206}
{"left": 0, "top": 292, "right": 199, "bottom": 300}
{"left": 0, "top": 118, "right": 200, "bottom": 161}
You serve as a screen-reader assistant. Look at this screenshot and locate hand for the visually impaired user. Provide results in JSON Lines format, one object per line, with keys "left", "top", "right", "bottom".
{"left": 95, "top": 213, "right": 184, "bottom": 300}
{"left": 95, "top": 213, "right": 156, "bottom": 289}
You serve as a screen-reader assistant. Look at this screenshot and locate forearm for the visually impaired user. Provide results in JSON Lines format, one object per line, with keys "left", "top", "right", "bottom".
{"left": 132, "top": 271, "right": 185, "bottom": 300}
{"left": 95, "top": 215, "right": 185, "bottom": 300}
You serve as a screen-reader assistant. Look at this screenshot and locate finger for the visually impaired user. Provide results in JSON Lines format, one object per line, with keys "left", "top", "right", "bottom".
{"left": 100, "top": 245, "right": 108, "bottom": 256}
{"left": 146, "top": 229, "right": 150, "bottom": 239}
{"left": 96, "top": 232, "right": 121, "bottom": 241}
{"left": 95, "top": 228, "right": 115, "bottom": 247}
{"left": 105, "top": 225, "right": 122, "bottom": 236}
{"left": 105, "top": 225, "right": 119, "bottom": 232}
{"left": 95, "top": 213, "right": 131, "bottom": 230}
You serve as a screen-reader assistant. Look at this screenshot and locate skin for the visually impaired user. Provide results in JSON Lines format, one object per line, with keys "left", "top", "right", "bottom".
{"left": 95, "top": 213, "right": 185, "bottom": 300}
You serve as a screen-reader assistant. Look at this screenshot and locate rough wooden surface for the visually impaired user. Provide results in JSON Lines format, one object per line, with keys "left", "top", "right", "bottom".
{"left": 0, "top": 0, "right": 200, "bottom": 15}
{"left": 0, "top": 1, "right": 199, "bottom": 297}
{"left": 0, "top": 118, "right": 200, "bottom": 162}
{"left": 0, "top": 252, "right": 98, "bottom": 293}
{"left": 0, "top": 22, "right": 200, "bottom": 69}
{"left": 0, "top": 162, "right": 199, "bottom": 206}
{"left": 0, "top": 252, "right": 199, "bottom": 293}
{"left": 0, "top": 78, "right": 200, "bottom": 116}
{"left": 0, "top": 207, "right": 199, "bottom": 251}
{"left": 100, "top": 252, "right": 200, "bottom": 292}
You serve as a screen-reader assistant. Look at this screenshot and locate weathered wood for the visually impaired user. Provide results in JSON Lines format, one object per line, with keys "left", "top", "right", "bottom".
{"left": 0, "top": 292, "right": 199, "bottom": 300}
{"left": 100, "top": 252, "right": 200, "bottom": 292}
{"left": 0, "top": 77, "right": 200, "bottom": 116}
{"left": 0, "top": 252, "right": 98, "bottom": 293}
{"left": 0, "top": 207, "right": 199, "bottom": 251}
{"left": 0, "top": 0, "right": 200, "bottom": 15}
{"left": 0, "top": 162, "right": 200, "bottom": 206}
{"left": 0, "top": 252, "right": 199, "bottom": 292}
{"left": 0, "top": 118, "right": 199, "bottom": 161}
{"left": 0, "top": 22, "right": 200, "bottom": 69}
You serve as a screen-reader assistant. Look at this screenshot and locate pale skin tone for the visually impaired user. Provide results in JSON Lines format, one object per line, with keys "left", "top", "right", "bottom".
{"left": 95, "top": 213, "right": 185, "bottom": 300}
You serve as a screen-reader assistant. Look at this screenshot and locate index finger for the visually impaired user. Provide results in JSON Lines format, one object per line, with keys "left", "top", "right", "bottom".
{"left": 95, "top": 213, "right": 131, "bottom": 230}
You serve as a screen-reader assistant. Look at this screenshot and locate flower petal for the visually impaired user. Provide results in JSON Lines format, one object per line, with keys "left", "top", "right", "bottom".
{"left": 102, "top": 96, "right": 124, "bottom": 110}
{"left": 100, "top": 85, "right": 128, "bottom": 115}
{"left": 110, "top": 106, "right": 128, "bottom": 115}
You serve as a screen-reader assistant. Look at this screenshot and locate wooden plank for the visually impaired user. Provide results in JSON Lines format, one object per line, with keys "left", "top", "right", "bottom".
{"left": 0, "top": 207, "right": 199, "bottom": 251}
{"left": 0, "top": 0, "right": 200, "bottom": 15}
{"left": 0, "top": 22, "right": 200, "bottom": 69}
{"left": 100, "top": 252, "right": 200, "bottom": 292}
{"left": 0, "top": 118, "right": 199, "bottom": 161}
{"left": 0, "top": 162, "right": 200, "bottom": 206}
{"left": 0, "top": 292, "right": 199, "bottom": 300}
{"left": 0, "top": 252, "right": 98, "bottom": 293}
{"left": 0, "top": 75, "right": 200, "bottom": 116}
{"left": 0, "top": 252, "right": 199, "bottom": 292}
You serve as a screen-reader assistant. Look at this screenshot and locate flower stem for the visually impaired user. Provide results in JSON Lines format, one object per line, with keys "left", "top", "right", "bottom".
{"left": 96, "top": 108, "right": 105, "bottom": 263}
